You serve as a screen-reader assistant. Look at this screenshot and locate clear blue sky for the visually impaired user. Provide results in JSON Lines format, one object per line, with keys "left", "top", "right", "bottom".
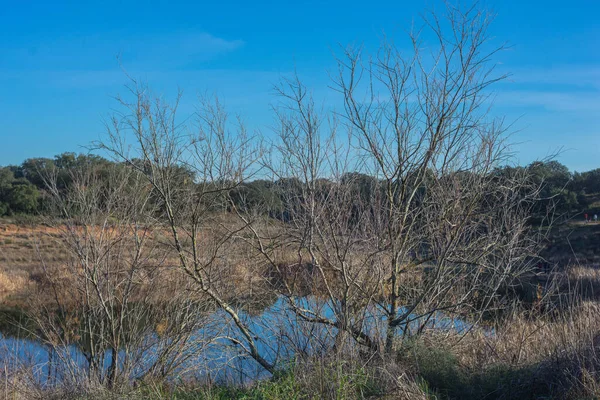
{"left": 1, "top": 0, "right": 598, "bottom": 171}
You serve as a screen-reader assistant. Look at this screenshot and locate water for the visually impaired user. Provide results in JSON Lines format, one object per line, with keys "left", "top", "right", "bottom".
{"left": 0, "top": 296, "right": 474, "bottom": 386}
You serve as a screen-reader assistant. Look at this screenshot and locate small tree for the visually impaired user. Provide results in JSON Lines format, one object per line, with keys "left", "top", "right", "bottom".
{"left": 35, "top": 157, "right": 214, "bottom": 388}
{"left": 98, "top": 80, "right": 275, "bottom": 373}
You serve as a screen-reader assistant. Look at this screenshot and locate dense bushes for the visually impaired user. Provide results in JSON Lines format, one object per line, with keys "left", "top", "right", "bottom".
{"left": 0, "top": 167, "right": 40, "bottom": 216}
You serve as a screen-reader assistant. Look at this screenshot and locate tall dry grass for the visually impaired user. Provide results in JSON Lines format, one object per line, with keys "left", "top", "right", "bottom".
{"left": 397, "top": 269, "right": 600, "bottom": 399}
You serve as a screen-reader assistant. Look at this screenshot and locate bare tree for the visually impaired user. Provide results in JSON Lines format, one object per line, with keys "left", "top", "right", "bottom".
{"left": 334, "top": 3, "right": 544, "bottom": 352}
{"left": 33, "top": 3, "right": 545, "bottom": 385}
{"left": 96, "top": 79, "right": 276, "bottom": 373}
{"left": 31, "top": 156, "right": 216, "bottom": 389}
{"left": 245, "top": 3, "right": 544, "bottom": 357}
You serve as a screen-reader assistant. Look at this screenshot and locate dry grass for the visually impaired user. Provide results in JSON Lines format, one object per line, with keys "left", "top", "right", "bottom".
{"left": 467, "top": 301, "right": 600, "bottom": 366}
{"left": 400, "top": 295, "right": 600, "bottom": 398}
{"left": 0, "top": 271, "right": 30, "bottom": 304}
{"left": 568, "top": 265, "right": 600, "bottom": 281}
{"left": 0, "top": 222, "right": 64, "bottom": 306}
{"left": 0, "top": 218, "right": 279, "bottom": 310}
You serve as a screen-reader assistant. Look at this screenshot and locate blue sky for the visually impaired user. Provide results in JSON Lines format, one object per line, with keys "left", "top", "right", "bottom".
{"left": 1, "top": 0, "right": 598, "bottom": 171}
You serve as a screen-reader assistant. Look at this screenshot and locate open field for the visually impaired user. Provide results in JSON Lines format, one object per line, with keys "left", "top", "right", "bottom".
{"left": 3, "top": 215, "right": 600, "bottom": 310}
{"left": 0, "top": 221, "right": 66, "bottom": 306}
{"left": 0, "top": 218, "right": 274, "bottom": 309}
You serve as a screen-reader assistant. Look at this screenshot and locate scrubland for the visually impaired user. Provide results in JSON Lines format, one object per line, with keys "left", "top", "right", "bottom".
{"left": 1, "top": 217, "right": 600, "bottom": 400}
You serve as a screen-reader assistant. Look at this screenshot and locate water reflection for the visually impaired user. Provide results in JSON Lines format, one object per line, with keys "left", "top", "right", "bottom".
{"left": 0, "top": 296, "right": 475, "bottom": 386}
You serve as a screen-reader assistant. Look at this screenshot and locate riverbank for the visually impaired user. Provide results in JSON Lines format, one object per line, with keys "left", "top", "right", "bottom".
{"left": 4, "top": 299, "right": 600, "bottom": 399}
{"left": 3, "top": 217, "right": 600, "bottom": 399}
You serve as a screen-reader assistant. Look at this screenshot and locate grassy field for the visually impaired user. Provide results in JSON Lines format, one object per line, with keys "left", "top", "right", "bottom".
{"left": 0, "top": 221, "right": 67, "bottom": 306}
{"left": 0, "top": 217, "right": 281, "bottom": 311}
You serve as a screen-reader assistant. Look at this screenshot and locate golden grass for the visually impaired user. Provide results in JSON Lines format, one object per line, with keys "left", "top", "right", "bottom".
{"left": 0, "top": 271, "right": 30, "bottom": 303}
{"left": 0, "top": 219, "right": 282, "bottom": 309}
{"left": 0, "top": 222, "right": 71, "bottom": 306}
{"left": 568, "top": 265, "right": 600, "bottom": 281}
{"left": 394, "top": 298, "right": 600, "bottom": 398}
{"left": 481, "top": 301, "right": 600, "bottom": 365}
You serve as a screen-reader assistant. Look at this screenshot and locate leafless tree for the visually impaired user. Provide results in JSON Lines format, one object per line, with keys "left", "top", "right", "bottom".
{"left": 30, "top": 156, "right": 217, "bottom": 389}
{"left": 244, "top": 2, "right": 544, "bottom": 357}
{"left": 96, "top": 79, "right": 276, "bottom": 374}
{"left": 330, "top": 4, "right": 543, "bottom": 352}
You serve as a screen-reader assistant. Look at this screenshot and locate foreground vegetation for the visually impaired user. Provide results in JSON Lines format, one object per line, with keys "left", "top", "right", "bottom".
{"left": 5, "top": 292, "right": 600, "bottom": 399}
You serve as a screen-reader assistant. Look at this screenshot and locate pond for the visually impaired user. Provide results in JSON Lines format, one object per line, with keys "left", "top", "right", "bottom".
{"left": 0, "top": 296, "right": 474, "bottom": 386}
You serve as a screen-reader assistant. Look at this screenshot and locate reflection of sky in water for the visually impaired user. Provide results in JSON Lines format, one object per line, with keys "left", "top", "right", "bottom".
{"left": 0, "top": 296, "right": 478, "bottom": 386}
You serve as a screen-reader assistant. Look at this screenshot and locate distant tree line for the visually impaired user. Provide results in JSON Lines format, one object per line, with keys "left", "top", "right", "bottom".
{"left": 0, "top": 153, "right": 110, "bottom": 216}
{"left": 215, "top": 162, "right": 600, "bottom": 221}
{"left": 496, "top": 161, "right": 600, "bottom": 216}
{"left": 1, "top": 153, "right": 599, "bottom": 220}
